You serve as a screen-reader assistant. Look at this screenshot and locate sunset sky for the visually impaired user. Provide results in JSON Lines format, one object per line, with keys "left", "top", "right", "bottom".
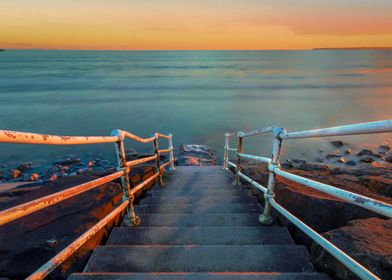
{"left": 1, "top": 0, "right": 392, "bottom": 50}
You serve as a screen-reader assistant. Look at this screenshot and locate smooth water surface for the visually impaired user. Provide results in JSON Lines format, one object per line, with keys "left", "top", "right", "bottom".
{"left": 0, "top": 50, "right": 391, "bottom": 166}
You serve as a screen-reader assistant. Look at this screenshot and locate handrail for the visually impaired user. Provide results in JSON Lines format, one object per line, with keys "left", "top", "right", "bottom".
{"left": 240, "top": 126, "right": 275, "bottom": 138}
{"left": 0, "top": 130, "right": 119, "bottom": 145}
{"left": 224, "top": 119, "right": 392, "bottom": 280}
{"left": 282, "top": 120, "right": 392, "bottom": 139}
{"left": 0, "top": 128, "right": 176, "bottom": 279}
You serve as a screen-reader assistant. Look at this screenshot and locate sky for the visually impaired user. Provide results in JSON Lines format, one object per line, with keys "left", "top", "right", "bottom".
{"left": 1, "top": 0, "right": 392, "bottom": 50}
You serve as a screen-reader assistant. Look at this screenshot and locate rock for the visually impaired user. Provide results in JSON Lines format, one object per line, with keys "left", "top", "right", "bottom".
{"left": 281, "top": 163, "right": 293, "bottom": 169}
{"left": 345, "top": 160, "right": 357, "bottom": 166}
{"left": 177, "top": 144, "right": 217, "bottom": 166}
{"left": 378, "top": 145, "right": 391, "bottom": 154}
{"left": 330, "top": 140, "right": 346, "bottom": 147}
{"left": 360, "top": 156, "right": 374, "bottom": 163}
{"left": 125, "top": 148, "right": 138, "bottom": 161}
{"left": 298, "top": 162, "right": 330, "bottom": 172}
{"left": 0, "top": 166, "right": 156, "bottom": 279}
{"left": 49, "top": 174, "right": 58, "bottom": 181}
{"left": 326, "top": 153, "right": 342, "bottom": 159}
{"left": 337, "top": 157, "right": 346, "bottom": 163}
{"left": 30, "top": 173, "right": 39, "bottom": 181}
{"left": 344, "top": 149, "right": 352, "bottom": 155}
{"left": 311, "top": 218, "right": 392, "bottom": 280}
{"left": 12, "top": 169, "right": 22, "bottom": 179}
{"left": 359, "top": 176, "right": 392, "bottom": 197}
{"left": 356, "top": 149, "right": 382, "bottom": 158}
{"left": 54, "top": 158, "right": 82, "bottom": 166}
{"left": 385, "top": 155, "right": 392, "bottom": 163}
{"left": 17, "top": 162, "right": 33, "bottom": 172}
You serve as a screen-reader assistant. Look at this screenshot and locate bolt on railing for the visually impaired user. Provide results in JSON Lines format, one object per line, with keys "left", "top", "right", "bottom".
{"left": 0, "top": 128, "right": 176, "bottom": 280}
{"left": 224, "top": 119, "right": 392, "bottom": 280}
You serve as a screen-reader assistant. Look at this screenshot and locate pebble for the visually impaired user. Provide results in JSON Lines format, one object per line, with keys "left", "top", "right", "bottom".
{"left": 344, "top": 149, "right": 351, "bottom": 155}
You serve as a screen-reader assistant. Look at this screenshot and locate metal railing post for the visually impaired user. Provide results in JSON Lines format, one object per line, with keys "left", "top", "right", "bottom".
{"left": 223, "top": 133, "right": 230, "bottom": 169}
{"left": 168, "top": 133, "right": 176, "bottom": 171}
{"left": 259, "top": 127, "right": 286, "bottom": 225}
{"left": 111, "top": 129, "right": 140, "bottom": 226}
{"left": 233, "top": 131, "right": 244, "bottom": 185}
{"left": 153, "top": 133, "right": 164, "bottom": 186}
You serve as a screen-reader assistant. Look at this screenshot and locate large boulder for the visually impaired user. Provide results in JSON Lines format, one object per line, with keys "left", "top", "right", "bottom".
{"left": 311, "top": 218, "right": 392, "bottom": 280}
{"left": 0, "top": 166, "right": 156, "bottom": 279}
{"left": 176, "top": 144, "right": 217, "bottom": 166}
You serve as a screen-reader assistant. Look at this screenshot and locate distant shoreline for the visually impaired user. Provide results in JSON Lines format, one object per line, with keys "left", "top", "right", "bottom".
{"left": 313, "top": 47, "right": 392, "bottom": 50}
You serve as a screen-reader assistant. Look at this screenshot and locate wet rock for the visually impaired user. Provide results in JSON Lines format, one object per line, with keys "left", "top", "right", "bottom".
{"left": 177, "top": 144, "right": 217, "bottom": 166}
{"left": 330, "top": 140, "right": 346, "bottom": 147}
{"left": 359, "top": 176, "right": 392, "bottom": 197}
{"left": 337, "top": 157, "right": 346, "bottom": 163}
{"left": 12, "top": 169, "right": 22, "bottom": 179}
{"left": 326, "top": 153, "right": 342, "bottom": 159}
{"left": 311, "top": 218, "right": 392, "bottom": 280}
{"left": 17, "top": 162, "right": 33, "bottom": 172}
{"left": 125, "top": 148, "right": 138, "bottom": 161}
{"left": 54, "top": 158, "right": 82, "bottom": 166}
{"left": 385, "top": 155, "right": 392, "bottom": 163}
{"left": 356, "top": 149, "right": 381, "bottom": 158}
{"left": 360, "top": 156, "right": 374, "bottom": 163}
{"left": 378, "top": 145, "right": 391, "bottom": 154}
{"left": 345, "top": 160, "right": 357, "bottom": 166}
{"left": 344, "top": 149, "right": 352, "bottom": 155}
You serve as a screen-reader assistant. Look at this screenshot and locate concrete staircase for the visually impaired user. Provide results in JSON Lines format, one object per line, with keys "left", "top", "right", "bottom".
{"left": 70, "top": 166, "right": 329, "bottom": 279}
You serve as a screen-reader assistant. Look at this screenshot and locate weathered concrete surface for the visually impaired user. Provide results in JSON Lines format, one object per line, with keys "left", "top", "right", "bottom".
{"left": 311, "top": 218, "right": 392, "bottom": 280}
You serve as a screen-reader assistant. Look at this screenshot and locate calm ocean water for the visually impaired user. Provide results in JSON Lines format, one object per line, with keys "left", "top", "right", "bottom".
{"left": 0, "top": 50, "right": 391, "bottom": 166}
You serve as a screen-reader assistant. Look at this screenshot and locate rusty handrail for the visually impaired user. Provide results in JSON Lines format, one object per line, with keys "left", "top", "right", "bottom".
{"left": 0, "top": 130, "right": 119, "bottom": 145}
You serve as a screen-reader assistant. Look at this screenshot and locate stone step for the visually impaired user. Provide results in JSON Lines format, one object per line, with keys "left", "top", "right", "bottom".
{"left": 148, "top": 189, "right": 248, "bottom": 196}
{"left": 141, "top": 195, "right": 257, "bottom": 204}
{"left": 83, "top": 245, "right": 315, "bottom": 273}
{"left": 70, "top": 272, "right": 330, "bottom": 280}
{"left": 134, "top": 203, "right": 261, "bottom": 214}
{"left": 128, "top": 214, "right": 261, "bottom": 227}
{"left": 107, "top": 226, "right": 294, "bottom": 245}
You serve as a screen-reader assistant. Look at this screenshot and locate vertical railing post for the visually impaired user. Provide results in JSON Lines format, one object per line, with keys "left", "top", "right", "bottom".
{"left": 168, "top": 133, "right": 175, "bottom": 171}
{"left": 111, "top": 129, "right": 140, "bottom": 226}
{"left": 233, "top": 131, "right": 244, "bottom": 185}
{"left": 259, "top": 127, "right": 286, "bottom": 225}
{"left": 223, "top": 133, "right": 230, "bottom": 169}
{"left": 153, "top": 133, "right": 164, "bottom": 186}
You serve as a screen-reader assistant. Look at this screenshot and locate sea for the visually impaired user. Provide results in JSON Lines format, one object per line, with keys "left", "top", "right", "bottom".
{"left": 0, "top": 50, "right": 391, "bottom": 167}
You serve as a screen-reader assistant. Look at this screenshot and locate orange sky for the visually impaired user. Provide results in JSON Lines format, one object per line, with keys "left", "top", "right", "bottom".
{"left": 1, "top": 0, "right": 392, "bottom": 50}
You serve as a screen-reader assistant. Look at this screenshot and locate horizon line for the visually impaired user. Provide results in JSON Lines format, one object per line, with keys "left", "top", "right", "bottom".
{"left": 2, "top": 47, "right": 392, "bottom": 51}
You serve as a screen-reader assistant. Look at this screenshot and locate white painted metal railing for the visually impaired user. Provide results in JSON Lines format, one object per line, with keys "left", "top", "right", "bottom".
{"left": 0, "top": 129, "right": 175, "bottom": 280}
{"left": 223, "top": 120, "right": 392, "bottom": 280}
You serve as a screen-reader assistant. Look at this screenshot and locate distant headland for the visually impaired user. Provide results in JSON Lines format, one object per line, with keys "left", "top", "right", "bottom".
{"left": 0, "top": 49, "right": 5, "bottom": 51}
{"left": 313, "top": 47, "right": 392, "bottom": 50}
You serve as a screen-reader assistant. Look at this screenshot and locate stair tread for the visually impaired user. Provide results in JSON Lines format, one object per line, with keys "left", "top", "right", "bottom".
{"left": 130, "top": 213, "right": 262, "bottom": 227}
{"left": 70, "top": 272, "right": 330, "bottom": 280}
{"left": 142, "top": 196, "right": 256, "bottom": 204}
{"left": 107, "top": 226, "right": 294, "bottom": 245}
{"left": 135, "top": 203, "right": 261, "bottom": 214}
{"left": 84, "top": 245, "right": 315, "bottom": 273}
